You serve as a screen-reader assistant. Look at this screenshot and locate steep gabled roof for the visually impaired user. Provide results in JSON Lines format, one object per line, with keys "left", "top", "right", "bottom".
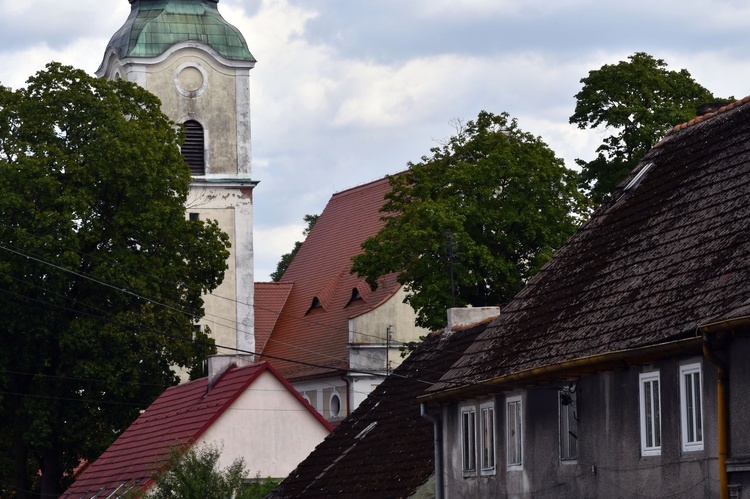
{"left": 62, "top": 362, "right": 328, "bottom": 498}
{"left": 429, "top": 97, "right": 750, "bottom": 397}
{"left": 268, "top": 319, "right": 492, "bottom": 499}
{"left": 260, "top": 176, "right": 403, "bottom": 380}
{"left": 255, "top": 282, "right": 294, "bottom": 353}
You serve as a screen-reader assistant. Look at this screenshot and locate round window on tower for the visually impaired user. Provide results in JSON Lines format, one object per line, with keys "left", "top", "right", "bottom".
{"left": 174, "top": 63, "right": 208, "bottom": 97}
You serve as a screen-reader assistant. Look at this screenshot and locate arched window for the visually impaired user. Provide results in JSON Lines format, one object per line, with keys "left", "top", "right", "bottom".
{"left": 182, "top": 120, "right": 205, "bottom": 176}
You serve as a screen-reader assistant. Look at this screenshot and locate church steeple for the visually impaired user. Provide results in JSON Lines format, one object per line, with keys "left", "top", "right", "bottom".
{"left": 99, "top": 0, "right": 258, "bottom": 363}
{"left": 103, "top": 0, "right": 255, "bottom": 64}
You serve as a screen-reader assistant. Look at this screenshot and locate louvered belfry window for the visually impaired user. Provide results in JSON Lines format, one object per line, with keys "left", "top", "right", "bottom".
{"left": 182, "top": 120, "right": 205, "bottom": 176}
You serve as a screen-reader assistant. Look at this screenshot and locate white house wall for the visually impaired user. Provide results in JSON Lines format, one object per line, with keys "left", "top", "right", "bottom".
{"left": 197, "top": 370, "right": 329, "bottom": 479}
{"left": 349, "top": 286, "right": 428, "bottom": 371}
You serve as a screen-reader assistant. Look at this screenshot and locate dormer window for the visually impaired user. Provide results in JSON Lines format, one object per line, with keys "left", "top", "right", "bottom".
{"left": 345, "top": 287, "right": 364, "bottom": 308}
{"left": 306, "top": 296, "right": 323, "bottom": 315}
{"left": 182, "top": 120, "right": 205, "bottom": 176}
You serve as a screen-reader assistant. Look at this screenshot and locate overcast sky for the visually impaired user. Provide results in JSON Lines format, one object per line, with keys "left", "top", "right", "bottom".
{"left": 1, "top": 0, "right": 748, "bottom": 280}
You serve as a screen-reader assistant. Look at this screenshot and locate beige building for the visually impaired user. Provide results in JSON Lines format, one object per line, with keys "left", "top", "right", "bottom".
{"left": 97, "top": 0, "right": 257, "bottom": 356}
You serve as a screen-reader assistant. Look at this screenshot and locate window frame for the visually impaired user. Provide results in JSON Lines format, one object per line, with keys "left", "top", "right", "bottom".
{"left": 480, "top": 401, "right": 496, "bottom": 474}
{"left": 461, "top": 405, "right": 477, "bottom": 474}
{"left": 679, "top": 362, "right": 704, "bottom": 452}
{"left": 639, "top": 371, "right": 662, "bottom": 456}
{"left": 559, "top": 388, "right": 578, "bottom": 462}
{"left": 506, "top": 395, "right": 523, "bottom": 471}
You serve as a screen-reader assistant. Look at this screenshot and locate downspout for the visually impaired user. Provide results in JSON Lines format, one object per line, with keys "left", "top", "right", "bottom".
{"left": 702, "top": 332, "right": 729, "bottom": 499}
{"left": 341, "top": 373, "right": 352, "bottom": 417}
{"left": 420, "top": 403, "right": 443, "bottom": 499}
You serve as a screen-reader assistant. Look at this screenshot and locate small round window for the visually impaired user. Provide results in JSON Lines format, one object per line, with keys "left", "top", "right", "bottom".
{"left": 330, "top": 392, "right": 342, "bottom": 418}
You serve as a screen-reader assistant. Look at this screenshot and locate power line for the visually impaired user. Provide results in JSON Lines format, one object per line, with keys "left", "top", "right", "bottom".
{"left": 0, "top": 237, "right": 436, "bottom": 359}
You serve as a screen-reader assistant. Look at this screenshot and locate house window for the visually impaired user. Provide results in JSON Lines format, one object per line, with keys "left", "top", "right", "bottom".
{"left": 559, "top": 387, "right": 578, "bottom": 461}
{"left": 182, "top": 120, "right": 205, "bottom": 176}
{"left": 480, "top": 402, "right": 496, "bottom": 473}
{"left": 506, "top": 395, "right": 523, "bottom": 470}
{"left": 639, "top": 371, "right": 661, "bottom": 456}
{"left": 461, "top": 406, "right": 477, "bottom": 473}
{"left": 680, "top": 363, "right": 703, "bottom": 451}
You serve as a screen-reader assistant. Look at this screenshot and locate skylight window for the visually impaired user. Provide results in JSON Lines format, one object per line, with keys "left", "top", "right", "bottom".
{"left": 623, "top": 162, "right": 654, "bottom": 192}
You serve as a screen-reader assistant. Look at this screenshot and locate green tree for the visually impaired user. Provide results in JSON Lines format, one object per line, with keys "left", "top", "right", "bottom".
{"left": 0, "top": 63, "right": 229, "bottom": 497}
{"left": 270, "top": 214, "right": 318, "bottom": 281}
{"left": 142, "top": 444, "right": 279, "bottom": 499}
{"left": 570, "top": 52, "right": 727, "bottom": 203}
{"left": 351, "top": 111, "right": 587, "bottom": 331}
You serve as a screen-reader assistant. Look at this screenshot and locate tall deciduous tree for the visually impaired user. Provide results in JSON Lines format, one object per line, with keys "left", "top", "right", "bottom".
{"left": 570, "top": 52, "right": 726, "bottom": 203}
{"left": 0, "top": 63, "right": 229, "bottom": 497}
{"left": 351, "top": 111, "right": 587, "bottom": 331}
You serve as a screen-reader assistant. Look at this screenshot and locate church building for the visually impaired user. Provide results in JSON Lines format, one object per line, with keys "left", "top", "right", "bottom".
{"left": 97, "top": 0, "right": 257, "bottom": 357}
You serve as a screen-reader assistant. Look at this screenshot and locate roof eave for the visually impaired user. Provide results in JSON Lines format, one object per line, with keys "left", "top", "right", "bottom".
{"left": 419, "top": 336, "right": 703, "bottom": 403}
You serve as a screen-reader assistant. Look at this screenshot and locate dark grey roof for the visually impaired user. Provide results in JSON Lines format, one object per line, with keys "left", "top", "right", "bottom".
{"left": 268, "top": 320, "right": 492, "bottom": 499}
{"left": 429, "top": 96, "right": 750, "bottom": 395}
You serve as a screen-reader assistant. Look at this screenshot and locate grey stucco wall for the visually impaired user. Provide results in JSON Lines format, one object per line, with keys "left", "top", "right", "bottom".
{"left": 728, "top": 337, "right": 750, "bottom": 496}
{"left": 441, "top": 355, "right": 720, "bottom": 498}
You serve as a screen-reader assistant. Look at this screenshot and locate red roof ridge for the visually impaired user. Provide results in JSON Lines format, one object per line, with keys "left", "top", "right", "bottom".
{"left": 329, "top": 172, "right": 403, "bottom": 200}
{"left": 671, "top": 95, "right": 750, "bottom": 132}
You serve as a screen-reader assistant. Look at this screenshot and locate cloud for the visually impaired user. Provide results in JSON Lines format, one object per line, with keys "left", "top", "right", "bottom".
{"left": 254, "top": 222, "right": 306, "bottom": 281}
{"left": 4, "top": 0, "right": 750, "bottom": 281}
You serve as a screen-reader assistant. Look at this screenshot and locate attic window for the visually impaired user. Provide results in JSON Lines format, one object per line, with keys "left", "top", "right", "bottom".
{"left": 306, "top": 296, "right": 323, "bottom": 314}
{"left": 345, "top": 287, "right": 364, "bottom": 308}
{"left": 182, "top": 120, "right": 205, "bottom": 176}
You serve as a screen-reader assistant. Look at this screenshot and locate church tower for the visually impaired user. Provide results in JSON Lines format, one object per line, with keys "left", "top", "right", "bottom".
{"left": 97, "top": 0, "right": 257, "bottom": 357}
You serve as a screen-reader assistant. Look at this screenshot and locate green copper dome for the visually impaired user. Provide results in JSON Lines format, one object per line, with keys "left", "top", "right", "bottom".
{"left": 106, "top": 0, "right": 255, "bottom": 62}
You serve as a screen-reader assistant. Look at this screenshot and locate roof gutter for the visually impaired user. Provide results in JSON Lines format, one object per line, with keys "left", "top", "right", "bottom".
{"left": 419, "top": 336, "right": 702, "bottom": 403}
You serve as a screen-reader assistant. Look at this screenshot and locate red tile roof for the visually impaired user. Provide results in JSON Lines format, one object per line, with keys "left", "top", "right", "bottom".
{"left": 259, "top": 176, "right": 403, "bottom": 380}
{"left": 62, "top": 362, "right": 330, "bottom": 498}
{"left": 429, "top": 95, "right": 750, "bottom": 396}
{"left": 254, "top": 282, "right": 293, "bottom": 353}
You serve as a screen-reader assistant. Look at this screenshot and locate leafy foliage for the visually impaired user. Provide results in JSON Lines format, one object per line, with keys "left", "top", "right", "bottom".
{"left": 141, "top": 444, "right": 279, "bottom": 499}
{"left": 0, "top": 63, "right": 229, "bottom": 497}
{"left": 351, "top": 111, "right": 587, "bottom": 331}
{"left": 570, "top": 52, "right": 727, "bottom": 203}
{"left": 270, "top": 214, "right": 318, "bottom": 281}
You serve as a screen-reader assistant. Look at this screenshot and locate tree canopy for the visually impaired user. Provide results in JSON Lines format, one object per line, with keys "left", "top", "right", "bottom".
{"left": 0, "top": 63, "right": 229, "bottom": 497}
{"left": 141, "top": 444, "right": 279, "bottom": 499}
{"left": 570, "top": 52, "right": 727, "bottom": 203}
{"left": 351, "top": 111, "right": 587, "bottom": 331}
{"left": 270, "top": 214, "right": 318, "bottom": 282}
